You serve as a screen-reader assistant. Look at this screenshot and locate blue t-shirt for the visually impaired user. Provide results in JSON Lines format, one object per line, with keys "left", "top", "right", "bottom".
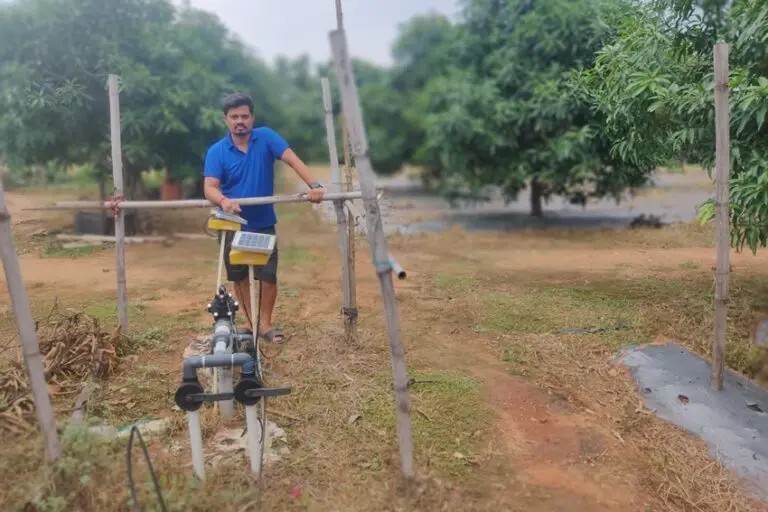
{"left": 203, "top": 127, "right": 290, "bottom": 230}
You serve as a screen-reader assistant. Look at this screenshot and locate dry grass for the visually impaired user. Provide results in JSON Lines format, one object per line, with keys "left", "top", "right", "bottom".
{"left": 0, "top": 305, "right": 122, "bottom": 436}
{"left": 3, "top": 179, "right": 768, "bottom": 511}
{"left": 452, "top": 271, "right": 768, "bottom": 511}
{"left": 490, "top": 331, "right": 762, "bottom": 511}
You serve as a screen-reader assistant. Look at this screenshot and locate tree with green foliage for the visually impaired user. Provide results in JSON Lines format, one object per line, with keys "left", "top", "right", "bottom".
{"left": 578, "top": 0, "right": 768, "bottom": 252}
{"left": 389, "top": 12, "right": 457, "bottom": 183}
{"left": 313, "top": 57, "right": 411, "bottom": 175}
{"left": 413, "top": 0, "right": 656, "bottom": 215}
{"left": 0, "top": 0, "right": 283, "bottom": 198}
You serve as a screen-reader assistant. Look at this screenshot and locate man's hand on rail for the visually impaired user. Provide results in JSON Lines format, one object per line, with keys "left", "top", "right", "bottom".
{"left": 306, "top": 188, "right": 325, "bottom": 203}
{"left": 221, "top": 197, "right": 241, "bottom": 213}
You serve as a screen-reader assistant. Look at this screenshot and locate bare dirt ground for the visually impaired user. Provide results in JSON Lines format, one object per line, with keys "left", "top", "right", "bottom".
{"left": 2, "top": 169, "right": 768, "bottom": 511}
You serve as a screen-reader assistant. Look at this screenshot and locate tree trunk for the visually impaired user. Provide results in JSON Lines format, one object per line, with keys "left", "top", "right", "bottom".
{"left": 530, "top": 177, "right": 543, "bottom": 217}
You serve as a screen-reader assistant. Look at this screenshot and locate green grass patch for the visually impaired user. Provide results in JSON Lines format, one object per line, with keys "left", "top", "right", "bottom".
{"left": 85, "top": 300, "right": 147, "bottom": 323}
{"left": 362, "top": 370, "right": 489, "bottom": 477}
{"left": 119, "top": 327, "right": 166, "bottom": 356}
{"left": 433, "top": 274, "right": 473, "bottom": 292}
{"left": 501, "top": 344, "right": 543, "bottom": 377}
{"left": 280, "top": 245, "right": 316, "bottom": 267}
{"left": 475, "top": 287, "right": 639, "bottom": 347}
{"left": 42, "top": 243, "right": 104, "bottom": 259}
{"left": 477, "top": 274, "right": 768, "bottom": 375}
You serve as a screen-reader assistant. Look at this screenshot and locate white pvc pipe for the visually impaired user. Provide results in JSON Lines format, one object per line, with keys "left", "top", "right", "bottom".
{"left": 212, "top": 235, "right": 226, "bottom": 417}
{"left": 215, "top": 334, "right": 235, "bottom": 420}
{"left": 216, "top": 235, "right": 226, "bottom": 294}
{"left": 187, "top": 410, "right": 205, "bottom": 480}
{"left": 245, "top": 404, "right": 262, "bottom": 476}
{"left": 249, "top": 266, "right": 257, "bottom": 334}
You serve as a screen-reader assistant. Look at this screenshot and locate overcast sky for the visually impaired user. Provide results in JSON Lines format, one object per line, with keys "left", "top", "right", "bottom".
{"left": 186, "top": 0, "right": 460, "bottom": 66}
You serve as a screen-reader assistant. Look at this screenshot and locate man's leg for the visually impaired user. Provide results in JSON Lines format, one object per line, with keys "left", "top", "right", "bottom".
{"left": 222, "top": 231, "right": 253, "bottom": 332}
{"left": 257, "top": 281, "right": 278, "bottom": 335}
{"left": 232, "top": 278, "right": 253, "bottom": 332}
{"left": 252, "top": 227, "right": 282, "bottom": 342}
{"left": 230, "top": 278, "right": 275, "bottom": 335}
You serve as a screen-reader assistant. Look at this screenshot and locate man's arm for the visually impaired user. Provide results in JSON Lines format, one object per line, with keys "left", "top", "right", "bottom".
{"left": 280, "top": 148, "right": 326, "bottom": 203}
{"left": 203, "top": 176, "right": 225, "bottom": 205}
{"left": 203, "top": 144, "right": 240, "bottom": 213}
{"left": 204, "top": 177, "right": 240, "bottom": 213}
{"left": 280, "top": 148, "right": 319, "bottom": 187}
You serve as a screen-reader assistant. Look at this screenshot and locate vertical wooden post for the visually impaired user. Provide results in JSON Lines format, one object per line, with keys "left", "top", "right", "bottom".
{"left": 330, "top": 27, "right": 415, "bottom": 481}
{"left": 711, "top": 42, "right": 730, "bottom": 391}
{"left": 108, "top": 74, "right": 128, "bottom": 333}
{"left": 335, "top": 0, "right": 343, "bottom": 30}
{"left": 322, "top": 77, "right": 343, "bottom": 193}
{"left": 322, "top": 77, "right": 357, "bottom": 339}
{"left": 0, "top": 179, "right": 61, "bottom": 461}
{"left": 340, "top": 113, "right": 358, "bottom": 331}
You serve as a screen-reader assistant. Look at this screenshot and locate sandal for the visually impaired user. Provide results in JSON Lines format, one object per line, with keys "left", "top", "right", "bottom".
{"left": 261, "top": 328, "right": 285, "bottom": 345}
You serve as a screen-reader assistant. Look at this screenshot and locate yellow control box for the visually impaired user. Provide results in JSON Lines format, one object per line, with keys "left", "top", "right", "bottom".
{"left": 229, "top": 250, "right": 271, "bottom": 266}
{"left": 207, "top": 218, "right": 242, "bottom": 232}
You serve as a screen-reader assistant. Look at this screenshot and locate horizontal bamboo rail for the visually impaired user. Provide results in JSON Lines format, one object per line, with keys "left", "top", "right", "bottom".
{"left": 22, "top": 191, "right": 364, "bottom": 211}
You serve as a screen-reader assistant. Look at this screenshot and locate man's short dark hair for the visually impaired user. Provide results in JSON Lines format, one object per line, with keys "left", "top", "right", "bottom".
{"left": 222, "top": 93, "right": 254, "bottom": 115}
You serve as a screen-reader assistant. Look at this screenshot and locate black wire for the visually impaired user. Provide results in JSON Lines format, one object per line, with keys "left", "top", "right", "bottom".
{"left": 127, "top": 425, "right": 168, "bottom": 512}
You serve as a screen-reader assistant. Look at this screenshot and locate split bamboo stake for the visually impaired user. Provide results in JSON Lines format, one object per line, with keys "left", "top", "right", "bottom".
{"left": 321, "top": 77, "right": 357, "bottom": 339}
{"left": 0, "top": 179, "right": 61, "bottom": 460}
{"left": 340, "top": 104, "right": 358, "bottom": 332}
{"left": 108, "top": 74, "right": 128, "bottom": 334}
{"left": 711, "top": 42, "right": 730, "bottom": 391}
{"left": 329, "top": 25, "right": 414, "bottom": 481}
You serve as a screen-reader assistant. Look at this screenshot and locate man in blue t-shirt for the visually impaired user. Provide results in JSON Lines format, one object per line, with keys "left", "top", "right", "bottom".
{"left": 203, "top": 92, "right": 325, "bottom": 346}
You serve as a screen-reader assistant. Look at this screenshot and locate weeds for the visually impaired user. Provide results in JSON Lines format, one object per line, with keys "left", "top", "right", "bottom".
{"left": 42, "top": 242, "right": 104, "bottom": 259}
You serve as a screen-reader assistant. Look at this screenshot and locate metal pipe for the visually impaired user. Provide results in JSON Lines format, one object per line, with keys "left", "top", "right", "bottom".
{"left": 182, "top": 353, "right": 251, "bottom": 381}
{"left": 23, "top": 191, "right": 366, "bottom": 211}
{"left": 389, "top": 253, "right": 407, "bottom": 280}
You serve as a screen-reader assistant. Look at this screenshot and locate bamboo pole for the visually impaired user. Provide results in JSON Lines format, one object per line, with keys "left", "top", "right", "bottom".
{"left": 322, "top": 77, "right": 357, "bottom": 340}
{"left": 322, "top": 78, "right": 343, "bottom": 193}
{"left": 330, "top": 26, "right": 414, "bottom": 481}
{"left": 56, "top": 233, "right": 210, "bottom": 243}
{"left": 23, "top": 191, "right": 364, "bottom": 211}
{"left": 108, "top": 74, "right": 128, "bottom": 334}
{"left": 56, "top": 234, "right": 167, "bottom": 244}
{"left": 340, "top": 105, "right": 358, "bottom": 330}
{"left": 711, "top": 42, "right": 730, "bottom": 391}
{"left": 0, "top": 179, "right": 61, "bottom": 461}
{"left": 335, "top": 0, "right": 343, "bottom": 30}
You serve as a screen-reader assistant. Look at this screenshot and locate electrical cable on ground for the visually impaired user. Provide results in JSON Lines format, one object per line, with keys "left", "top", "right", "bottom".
{"left": 126, "top": 424, "right": 168, "bottom": 512}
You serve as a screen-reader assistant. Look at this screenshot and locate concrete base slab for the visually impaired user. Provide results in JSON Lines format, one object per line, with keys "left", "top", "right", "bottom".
{"left": 619, "top": 342, "right": 768, "bottom": 499}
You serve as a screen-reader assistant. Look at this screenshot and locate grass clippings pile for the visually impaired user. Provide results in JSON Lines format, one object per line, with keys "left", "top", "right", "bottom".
{"left": 0, "top": 365, "right": 34, "bottom": 436}
{"left": 36, "top": 307, "right": 121, "bottom": 382}
{"left": 0, "top": 306, "right": 121, "bottom": 436}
